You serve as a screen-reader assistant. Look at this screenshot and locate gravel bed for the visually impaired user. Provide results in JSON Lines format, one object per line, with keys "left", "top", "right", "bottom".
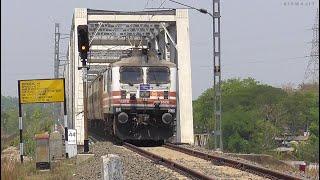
{"left": 144, "top": 147, "right": 266, "bottom": 180}
{"left": 73, "top": 141, "right": 189, "bottom": 180}
{"left": 178, "top": 144, "right": 313, "bottom": 180}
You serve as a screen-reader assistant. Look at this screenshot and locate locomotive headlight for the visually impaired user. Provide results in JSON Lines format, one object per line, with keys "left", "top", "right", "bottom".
{"left": 168, "top": 109, "right": 175, "bottom": 113}
{"left": 162, "top": 113, "right": 173, "bottom": 124}
{"left": 118, "top": 112, "right": 128, "bottom": 124}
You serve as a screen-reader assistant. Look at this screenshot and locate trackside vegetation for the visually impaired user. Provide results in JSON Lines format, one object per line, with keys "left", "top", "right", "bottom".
{"left": 1, "top": 95, "right": 56, "bottom": 154}
{"left": 193, "top": 78, "right": 319, "bottom": 163}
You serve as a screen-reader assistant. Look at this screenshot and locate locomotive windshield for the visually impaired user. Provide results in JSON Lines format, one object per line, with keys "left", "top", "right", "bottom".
{"left": 120, "top": 67, "right": 143, "bottom": 85}
{"left": 147, "top": 67, "right": 170, "bottom": 84}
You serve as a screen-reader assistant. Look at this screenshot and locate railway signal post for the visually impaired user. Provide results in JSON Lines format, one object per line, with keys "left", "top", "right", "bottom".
{"left": 77, "top": 25, "right": 90, "bottom": 153}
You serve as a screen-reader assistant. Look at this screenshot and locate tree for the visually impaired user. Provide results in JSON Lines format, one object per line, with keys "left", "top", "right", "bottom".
{"left": 1, "top": 95, "right": 56, "bottom": 156}
{"left": 194, "top": 78, "right": 319, "bottom": 162}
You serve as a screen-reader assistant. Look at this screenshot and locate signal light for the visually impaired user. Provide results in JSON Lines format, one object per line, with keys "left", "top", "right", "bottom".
{"left": 77, "top": 25, "right": 89, "bottom": 60}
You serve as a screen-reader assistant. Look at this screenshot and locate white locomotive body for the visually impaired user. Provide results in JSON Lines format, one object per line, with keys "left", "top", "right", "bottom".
{"left": 88, "top": 48, "right": 177, "bottom": 141}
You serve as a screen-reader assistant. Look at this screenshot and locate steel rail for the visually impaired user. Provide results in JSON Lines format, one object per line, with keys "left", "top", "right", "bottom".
{"left": 164, "top": 143, "right": 302, "bottom": 180}
{"left": 123, "top": 142, "right": 214, "bottom": 180}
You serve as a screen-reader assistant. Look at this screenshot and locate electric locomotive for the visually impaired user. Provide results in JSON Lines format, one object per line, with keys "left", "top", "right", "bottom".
{"left": 88, "top": 48, "right": 177, "bottom": 141}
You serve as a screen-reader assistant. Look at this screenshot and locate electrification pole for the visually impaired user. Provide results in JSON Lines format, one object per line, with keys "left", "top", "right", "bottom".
{"left": 212, "top": 0, "right": 223, "bottom": 151}
{"left": 54, "top": 23, "right": 61, "bottom": 124}
{"left": 54, "top": 23, "right": 60, "bottom": 78}
{"left": 167, "top": 0, "right": 223, "bottom": 150}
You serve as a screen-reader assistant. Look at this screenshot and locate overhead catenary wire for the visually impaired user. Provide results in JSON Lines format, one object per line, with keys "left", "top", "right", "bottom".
{"left": 146, "top": 0, "right": 167, "bottom": 20}
{"left": 165, "top": 0, "right": 212, "bottom": 16}
{"left": 166, "top": 0, "right": 198, "bottom": 10}
{"left": 158, "top": 0, "right": 168, "bottom": 9}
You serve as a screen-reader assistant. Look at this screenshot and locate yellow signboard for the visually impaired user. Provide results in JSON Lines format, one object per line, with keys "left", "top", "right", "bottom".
{"left": 19, "top": 78, "right": 65, "bottom": 104}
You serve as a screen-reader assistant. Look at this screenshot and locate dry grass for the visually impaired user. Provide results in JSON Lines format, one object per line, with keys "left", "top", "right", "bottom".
{"left": 1, "top": 158, "right": 76, "bottom": 180}
{"left": 1, "top": 158, "right": 35, "bottom": 180}
{"left": 306, "top": 168, "right": 320, "bottom": 179}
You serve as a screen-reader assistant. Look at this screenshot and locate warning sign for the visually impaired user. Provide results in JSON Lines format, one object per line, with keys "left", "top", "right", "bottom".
{"left": 19, "top": 78, "right": 65, "bottom": 104}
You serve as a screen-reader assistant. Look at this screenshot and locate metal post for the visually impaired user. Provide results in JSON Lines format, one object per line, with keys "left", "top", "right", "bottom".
{"left": 83, "top": 61, "right": 89, "bottom": 153}
{"left": 213, "top": 0, "right": 223, "bottom": 151}
{"left": 18, "top": 81, "right": 23, "bottom": 163}
{"left": 54, "top": 23, "right": 60, "bottom": 78}
{"left": 54, "top": 23, "right": 61, "bottom": 123}
{"left": 63, "top": 78, "right": 69, "bottom": 158}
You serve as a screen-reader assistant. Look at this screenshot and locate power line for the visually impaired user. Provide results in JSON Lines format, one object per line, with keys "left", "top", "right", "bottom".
{"left": 159, "top": 0, "right": 168, "bottom": 9}
{"left": 147, "top": 0, "right": 168, "bottom": 20}
{"left": 166, "top": 0, "right": 212, "bottom": 16}
{"left": 143, "top": 0, "right": 151, "bottom": 10}
{"left": 167, "top": 0, "right": 198, "bottom": 10}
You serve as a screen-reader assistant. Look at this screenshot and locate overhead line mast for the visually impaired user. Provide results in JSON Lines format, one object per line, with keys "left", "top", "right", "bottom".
{"left": 212, "top": 0, "right": 223, "bottom": 151}
{"left": 54, "top": 23, "right": 60, "bottom": 78}
{"left": 166, "top": 0, "right": 223, "bottom": 150}
{"left": 54, "top": 23, "right": 61, "bottom": 122}
{"left": 305, "top": 8, "right": 319, "bottom": 84}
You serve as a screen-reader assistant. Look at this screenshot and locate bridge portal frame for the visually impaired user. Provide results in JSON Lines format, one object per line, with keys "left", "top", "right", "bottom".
{"left": 65, "top": 8, "right": 194, "bottom": 145}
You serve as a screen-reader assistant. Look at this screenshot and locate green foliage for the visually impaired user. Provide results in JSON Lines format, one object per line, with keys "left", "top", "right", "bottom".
{"left": 227, "top": 133, "right": 250, "bottom": 152}
{"left": 193, "top": 78, "right": 319, "bottom": 162}
{"left": 222, "top": 108, "right": 278, "bottom": 153}
{"left": 295, "top": 135, "right": 319, "bottom": 162}
{"left": 279, "top": 92, "right": 315, "bottom": 135}
{"left": 1, "top": 95, "right": 55, "bottom": 156}
{"left": 1, "top": 96, "right": 19, "bottom": 135}
{"left": 294, "top": 91, "right": 319, "bottom": 162}
{"left": 1, "top": 95, "right": 18, "bottom": 110}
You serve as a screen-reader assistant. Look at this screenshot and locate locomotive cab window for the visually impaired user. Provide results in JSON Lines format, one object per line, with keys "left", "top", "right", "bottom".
{"left": 147, "top": 67, "right": 170, "bottom": 84}
{"left": 120, "top": 67, "right": 143, "bottom": 85}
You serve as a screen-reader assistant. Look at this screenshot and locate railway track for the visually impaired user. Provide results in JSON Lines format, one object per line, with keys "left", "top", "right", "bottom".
{"left": 88, "top": 132, "right": 302, "bottom": 180}
{"left": 163, "top": 143, "right": 302, "bottom": 180}
{"left": 123, "top": 142, "right": 213, "bottom": 180}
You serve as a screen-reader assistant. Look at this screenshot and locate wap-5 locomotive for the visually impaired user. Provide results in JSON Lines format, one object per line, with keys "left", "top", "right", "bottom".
{"left": 88, "top": 48, "right": 177, "bottom": 141}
